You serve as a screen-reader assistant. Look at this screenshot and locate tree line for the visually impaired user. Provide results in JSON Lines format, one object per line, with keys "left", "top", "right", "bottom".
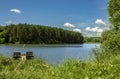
{"left": 84, "top": 37, "right": 101, "bottom": 43}
{"left": 0, "top": 24, "right": 84, "bottom": 44}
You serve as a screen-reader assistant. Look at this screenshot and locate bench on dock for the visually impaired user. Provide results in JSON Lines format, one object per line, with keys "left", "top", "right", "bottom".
{"left": 26, "top": 52, "right": 34, "bottom": 59}
{"left": 13, "top": 52, "right": 21, "bottom": 60}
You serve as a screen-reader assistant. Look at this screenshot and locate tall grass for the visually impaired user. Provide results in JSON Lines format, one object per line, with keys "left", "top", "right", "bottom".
{"left": 0, "top": 52, "right": 119, "bottom": 79}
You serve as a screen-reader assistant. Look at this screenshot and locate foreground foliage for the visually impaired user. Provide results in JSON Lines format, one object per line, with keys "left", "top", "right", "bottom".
{"left": 0, "top": 54, "right": 119, "bottom": 79}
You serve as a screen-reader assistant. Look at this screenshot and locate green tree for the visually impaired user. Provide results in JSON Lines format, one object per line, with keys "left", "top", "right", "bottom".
{"left": 108, "top": 0, "right": 120, "bottom": 29}
{"left": 0, "top": 31, "right": 7, "bottom": 43}
{"left": 101, "top": 29, "right": 120, "bottom": 51}
{"left": 101, "top": 0, "right": 120, "bottom": 56}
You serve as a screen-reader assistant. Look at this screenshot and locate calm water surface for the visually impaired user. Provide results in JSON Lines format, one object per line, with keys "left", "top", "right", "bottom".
{"left": 0, "top": 43, "right": 100, "bottom": 64}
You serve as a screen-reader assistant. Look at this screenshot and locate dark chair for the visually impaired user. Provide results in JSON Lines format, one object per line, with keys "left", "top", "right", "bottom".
{"left": 13, "top": 52, "right": 21, "bottom": 60}
{"left": 26, "top": 52, "right": 34, "bottom": 59}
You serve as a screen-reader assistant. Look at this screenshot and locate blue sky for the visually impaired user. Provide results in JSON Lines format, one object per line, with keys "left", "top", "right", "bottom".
{"left": 0, "top": 0, "right": 109, "bottom": 36}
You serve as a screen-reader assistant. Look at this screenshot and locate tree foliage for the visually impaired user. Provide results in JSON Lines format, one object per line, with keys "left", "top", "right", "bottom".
{"left": 0, "top": 24, "right": 83, "bottom": 44}
{"left": 108, "top": 0, "right": 120, "bottom": 29}
{"left": 101, "top": 0, "right": 120, "bottom": 55}
{"left": 0, "top": 27, "right": 8, "bottom": 43}
{"left": 101, "top": 29, "right": 120, "bottom": 51}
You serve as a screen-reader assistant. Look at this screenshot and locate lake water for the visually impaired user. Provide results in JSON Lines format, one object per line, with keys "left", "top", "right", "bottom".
{"left": 0, "top": 43, "right": 100, "bottom": 64}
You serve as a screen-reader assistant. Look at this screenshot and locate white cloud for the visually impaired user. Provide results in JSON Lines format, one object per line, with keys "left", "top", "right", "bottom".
{"left": 63, "top": 22, "right": 75, "bottom": 28}
{"left": 85, "top": 27, "right": 103, "bottom": 33}
{"left": 10, "top": 8, "right": 21, "bottom": 14}
{"left": 92, "top": 27, "right": 103, "bottom": 33}
{"left": 95, "top": 19, "right": 106, "bottom": 26}
{"left": 73, "top": 28, "right": 81, "bottom": 33}
{"left": 85, "top": 27, "right": 91, "bottom": 31}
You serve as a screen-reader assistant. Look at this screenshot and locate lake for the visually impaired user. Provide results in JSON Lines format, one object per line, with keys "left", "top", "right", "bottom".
{"left": 0, "top": 43, "right": 100, "bottom": 64}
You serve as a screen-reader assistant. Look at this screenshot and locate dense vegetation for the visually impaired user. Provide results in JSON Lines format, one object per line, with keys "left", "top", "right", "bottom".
{"left": 108, "top": 0, "right": 120, "bottom": 30}
{"left": 0, "top": 55, "right": 119, "bottom": 79}
{"left": 101, "top": 29, "right": 120, "bottom": 52}
{"left": 98, "top": 0, "right": 120, "bottom": 59}
{"left": 84, "top": 37, "right": 101, "bottom": 43}
{"left": 0, "top": 24, "right": 83, "bottom": 44}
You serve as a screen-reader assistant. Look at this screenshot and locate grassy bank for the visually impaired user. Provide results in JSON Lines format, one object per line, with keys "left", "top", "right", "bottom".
{"left": 0, "top": 54, "right": 119, "bottom": 79}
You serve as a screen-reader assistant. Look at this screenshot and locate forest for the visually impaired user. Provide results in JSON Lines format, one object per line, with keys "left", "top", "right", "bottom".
{"left": 0, "top": 24, "right": 83, "bottom": 44}
{"left": 84, "top": 37, "right": 101, "bottom": 43}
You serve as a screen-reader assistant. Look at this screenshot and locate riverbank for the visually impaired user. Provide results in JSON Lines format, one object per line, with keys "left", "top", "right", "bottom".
{"left": 0, "top": 54, "right": 119, "bottom": 79}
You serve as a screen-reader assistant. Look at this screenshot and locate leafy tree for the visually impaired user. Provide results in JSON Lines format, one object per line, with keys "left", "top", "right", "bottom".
{"left": 101, "top": 0, "right": 120, "bottom": 56}
{"left": 0, "top": 29, "right": 7, "bottom": 44}
{"left": 101, "top": 29, "right": 120, "bottom": 51}
{"left": 108, "top": 0, "right": 120, "bottom": 29}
